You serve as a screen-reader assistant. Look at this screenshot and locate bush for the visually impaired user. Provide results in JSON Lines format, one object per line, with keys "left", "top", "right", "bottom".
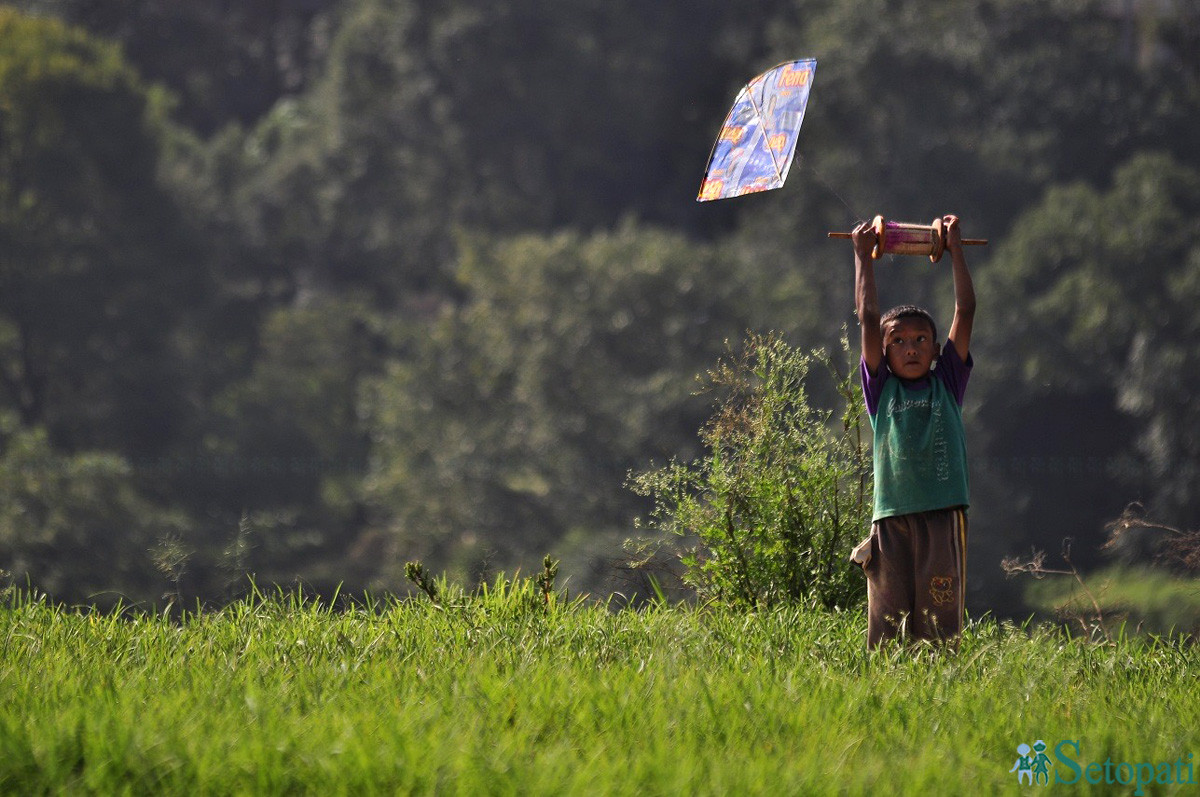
{"left": 629, "top": 332, "right": 871, "bottom": 609}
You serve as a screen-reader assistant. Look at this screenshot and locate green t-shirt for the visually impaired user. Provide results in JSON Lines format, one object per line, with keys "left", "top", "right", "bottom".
{"left": 867, "top": 357, "right": 970, "bottom": 521}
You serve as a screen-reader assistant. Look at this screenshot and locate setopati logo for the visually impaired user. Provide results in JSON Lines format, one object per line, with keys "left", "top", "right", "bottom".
{"left": 1010, "top": 740, "right": 1196, "bottom": 794}
{"left": 1010, "top": 740, "right": 1054, "bottom": 785}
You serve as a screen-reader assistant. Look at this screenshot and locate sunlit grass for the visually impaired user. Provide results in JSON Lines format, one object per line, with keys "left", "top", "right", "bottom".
{"left": 1, "top": 587, "right": 1197, "bottom": 794}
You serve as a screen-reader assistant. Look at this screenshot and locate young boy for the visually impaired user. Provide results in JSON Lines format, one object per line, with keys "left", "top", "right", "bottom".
{"left": 849, "top": 214, "right": 976, "bottom": 647}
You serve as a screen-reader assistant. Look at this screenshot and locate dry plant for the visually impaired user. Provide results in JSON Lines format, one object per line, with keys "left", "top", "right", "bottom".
{"left": 1102, "top": 502, "right": 1200, "bottom": 571}
{"left": 1002, "top": 503, "right": 1200, "bottom": 642}
{"left": 1001, "top": 537, "right": 1111, "bottom": 642}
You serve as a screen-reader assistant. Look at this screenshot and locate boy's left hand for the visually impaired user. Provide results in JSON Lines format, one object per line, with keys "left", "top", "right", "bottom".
{"left": 944, "top": 214, "right": 963, "bottom": 253}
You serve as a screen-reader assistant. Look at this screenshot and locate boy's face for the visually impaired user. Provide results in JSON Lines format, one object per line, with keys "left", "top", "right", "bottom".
{"left": 882, "top": 317, "right": 938, "bottom": 380}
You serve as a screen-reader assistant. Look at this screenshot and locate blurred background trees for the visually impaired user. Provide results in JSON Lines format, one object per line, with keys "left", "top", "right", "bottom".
{"left": 1, "top": 0, "right": 1198, "bottom": 612}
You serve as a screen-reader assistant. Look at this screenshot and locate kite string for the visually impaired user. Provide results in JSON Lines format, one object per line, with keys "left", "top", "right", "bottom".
{"left": 793, "top": 155, "right": 903, "bottom": 261}
{"left": 796, "top": 154, "right": 866, "bottom": 225}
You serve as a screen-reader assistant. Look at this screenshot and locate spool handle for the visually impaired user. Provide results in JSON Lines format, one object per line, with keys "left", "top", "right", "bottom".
{"left": 826, "top": 232, "right": 989, "bottom": 245}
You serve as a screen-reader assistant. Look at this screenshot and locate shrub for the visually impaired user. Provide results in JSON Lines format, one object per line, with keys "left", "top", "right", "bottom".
{"left": 629, "top": 332, "right": 871, "bottom": 609}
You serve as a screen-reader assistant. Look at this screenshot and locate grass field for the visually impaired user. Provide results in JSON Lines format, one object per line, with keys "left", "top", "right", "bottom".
{"left": 2, "top": 586, "right": 1198, "bottom": 795}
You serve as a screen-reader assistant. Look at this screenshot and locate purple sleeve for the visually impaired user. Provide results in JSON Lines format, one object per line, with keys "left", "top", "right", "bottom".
{"left": 860, "top": 356, "right": 889, "bottom": 416}
{"left": 934, "top": 341, "right": 973, "bottom": 405}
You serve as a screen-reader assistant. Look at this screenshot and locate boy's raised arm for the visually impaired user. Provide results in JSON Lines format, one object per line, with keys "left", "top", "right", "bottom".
{"left": 854, "top": 221, "right": 882, "bottom": 374}
{"left": 944, "top": 214, "right": 976, "bottom": 362}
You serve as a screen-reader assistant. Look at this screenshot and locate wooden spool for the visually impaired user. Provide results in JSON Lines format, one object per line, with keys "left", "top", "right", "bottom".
{"left": 828, "top": 215, "right": 987, "bottom": 262}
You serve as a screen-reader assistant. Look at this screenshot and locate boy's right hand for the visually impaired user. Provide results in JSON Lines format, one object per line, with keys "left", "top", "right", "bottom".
{"left": 851, "top": 219, "right": 877, "bottom": 261}
{"left": 854, "top": 218, "right": 883, "bottom": 373}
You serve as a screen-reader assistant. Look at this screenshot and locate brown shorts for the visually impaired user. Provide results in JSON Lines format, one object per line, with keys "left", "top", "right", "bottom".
{"left": 855, "top": 507, "right": 968, "bottom": 648}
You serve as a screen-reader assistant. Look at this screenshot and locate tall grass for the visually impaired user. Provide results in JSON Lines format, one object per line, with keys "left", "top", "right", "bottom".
{"left": 1, "top": 587, "right": 1197, "bottom": 794}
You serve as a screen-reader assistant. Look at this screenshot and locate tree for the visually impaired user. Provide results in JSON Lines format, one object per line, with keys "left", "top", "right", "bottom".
{"left": 13, "top": 0, "right": 341, "bottom": 135}
{"left": 972, "top": 152, "right": 1200, "bottom": 574}
{"left": 0, "top": 10, "right": 206, "bottom": 459}
{"left": 0, "top": 416, "right": 188, "bottom": 607}
{"left": 210, "top": 0, "right": 793, "bottom": 302}
{"left": 362, "top": 224, "right": 781, "bottom": 587}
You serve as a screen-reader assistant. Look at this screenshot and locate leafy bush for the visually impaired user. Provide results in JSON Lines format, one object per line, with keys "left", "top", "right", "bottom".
{"left": 630, "top": 332, "right": 871, "bottom": 609}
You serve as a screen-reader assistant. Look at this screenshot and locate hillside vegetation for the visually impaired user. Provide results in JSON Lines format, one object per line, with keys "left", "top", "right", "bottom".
{"left": 3, "top": 1, "right": 1199, "bottom": 613}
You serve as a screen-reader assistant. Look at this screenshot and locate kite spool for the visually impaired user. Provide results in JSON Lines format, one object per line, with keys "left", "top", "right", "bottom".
{"left": 828, "top": 215, "right": 987, "bottom": 262}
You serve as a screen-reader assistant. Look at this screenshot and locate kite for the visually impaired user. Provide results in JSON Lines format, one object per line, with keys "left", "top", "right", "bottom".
{"left": 697, "top": 59, "right": 816, "bottom": 202}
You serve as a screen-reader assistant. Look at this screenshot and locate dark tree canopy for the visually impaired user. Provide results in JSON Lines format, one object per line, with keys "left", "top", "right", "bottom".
{"left": 2, "top": 0, "right": 1199, "bottom": 609}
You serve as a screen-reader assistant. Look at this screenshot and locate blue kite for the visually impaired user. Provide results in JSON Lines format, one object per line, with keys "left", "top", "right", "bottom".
{"left": 697, "top": 59, "right": 817, "bottom": 201}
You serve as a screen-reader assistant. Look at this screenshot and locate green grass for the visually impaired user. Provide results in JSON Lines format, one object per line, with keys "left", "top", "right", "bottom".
{"left": 2, "top": 588, "right": 1198, "bottom": 795}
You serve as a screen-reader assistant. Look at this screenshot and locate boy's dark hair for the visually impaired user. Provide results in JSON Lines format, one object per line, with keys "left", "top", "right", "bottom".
{"left": 880, "top": 305, "right": 937, "bottom": 341}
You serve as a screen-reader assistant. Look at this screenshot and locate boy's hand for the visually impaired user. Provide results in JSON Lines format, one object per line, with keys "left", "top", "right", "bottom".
{"left": 944, "top": 214, "right": 963, "bottom": 254}
{"left": 851, "top": 219, "right": 877, "bottom": 262}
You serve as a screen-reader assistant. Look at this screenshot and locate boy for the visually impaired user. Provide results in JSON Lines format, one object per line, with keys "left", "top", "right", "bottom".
{"left": 849, "top": 214, "right": 976, "bottom": 647}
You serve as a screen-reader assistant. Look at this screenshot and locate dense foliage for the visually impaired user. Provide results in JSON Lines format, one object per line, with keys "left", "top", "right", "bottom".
{"left": 1, "top": 0, "right": 1198, "bottom": 610}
